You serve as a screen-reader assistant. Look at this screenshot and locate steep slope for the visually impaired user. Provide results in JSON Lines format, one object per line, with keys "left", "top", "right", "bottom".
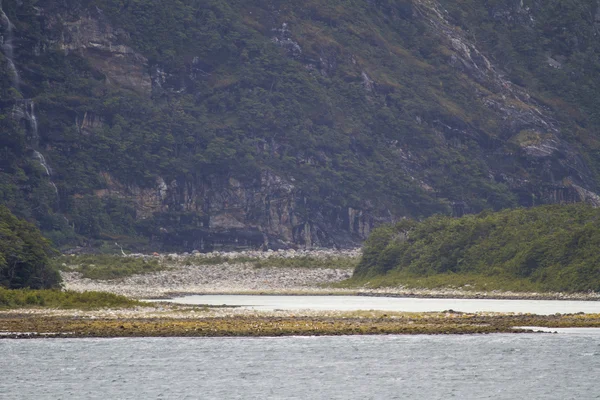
{"left": 1, "top": 0, "right": 600, "bottom": 251}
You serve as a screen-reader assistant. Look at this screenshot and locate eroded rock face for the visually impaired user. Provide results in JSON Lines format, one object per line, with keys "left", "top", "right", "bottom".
{"left": 76, "top": 111, "right": 105, "bottom": 135}
{"left": 57, "top": 14, "right": 151, "bottom": 95}
{"left": 98, "top": 171, "right": 376, "bottom": 251}
{"left": 272, "top": 22, "right": 302, "bottom": 58}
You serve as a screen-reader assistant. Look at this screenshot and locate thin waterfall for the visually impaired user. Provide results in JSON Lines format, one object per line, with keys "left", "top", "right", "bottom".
{"left": 33, "top": 150, "right": 51, "bottom": 176}
{"left": 2, "top": 3, "right": 59, "bottom": 206}
{"left": 25, "top": 99, "right": 38, "bottom": 142}
{"left": 28, "top": 104, "right": 59, "bottom": 203}
{"left": 29, "top": 100, "right": 37, "bottom": 133}
{"left": 0, "top": 2, "right": 20, "bottom": 89}
{"left": 49, "top": 182, "right": 59, "bottom": 196}
{"left": 32, "top": 148, "right": 60, "bottom": 203}
{"left": 13, "top": 99, "right": 40, "bottom": 145}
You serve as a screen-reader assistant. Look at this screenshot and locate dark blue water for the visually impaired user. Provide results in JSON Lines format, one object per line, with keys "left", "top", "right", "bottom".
{"left": 2, "top": 333, "right": 600, "bottom": 399}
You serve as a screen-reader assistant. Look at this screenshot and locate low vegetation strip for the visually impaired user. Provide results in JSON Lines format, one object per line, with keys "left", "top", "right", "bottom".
{"left": 2, "top": 312, "right": 600, "bottom": 338}
{"left": 0, "top": 288, "right": 144, "bottom": 310}
{"left": 252, "top": 256, "right": 358, "bottom": 270}
{"left": 186, "top": 255, "right": 357, "bottom": 270}
{"left": 353, "top": 204, "right": 600, "bottom": 293}
{"left": 54, "top": 255, "right": 167, "bottom": 280}
{"left": 175, "top": 250, "right": 360, "bottom": 270}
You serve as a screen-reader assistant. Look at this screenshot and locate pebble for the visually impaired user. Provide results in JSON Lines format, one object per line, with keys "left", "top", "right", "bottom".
{"left": 61, "top": 249, "right": 360, "bottom": 299}
{"left": 59, "top": 249, "right": 600, "bottom": 302}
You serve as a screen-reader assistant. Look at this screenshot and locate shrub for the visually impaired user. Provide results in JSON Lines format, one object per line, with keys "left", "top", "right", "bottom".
{"left": 0, "top": 288, "right": 143, "bottom": 309}
{"left": 355, "top": 204, "right": 600, "bottom": 293}
{"left": 0, "top": 206, "right": 61, "bottom": 289}
{"left": 55, "top": 255, "right": 166, "bottom": 280}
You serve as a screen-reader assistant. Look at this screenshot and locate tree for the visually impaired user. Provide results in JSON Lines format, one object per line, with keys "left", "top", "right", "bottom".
{"left": 0, "top": 206, "right": 61, "bottom": 289}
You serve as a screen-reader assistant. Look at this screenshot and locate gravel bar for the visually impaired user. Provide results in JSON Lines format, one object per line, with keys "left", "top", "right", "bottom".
{"left": 61, "top": 250, "right": 600, "bottom": 301}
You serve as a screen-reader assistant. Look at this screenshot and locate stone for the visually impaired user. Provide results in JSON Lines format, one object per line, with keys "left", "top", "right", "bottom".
{"left": 58, "top": 16, "right": 151, "bottom": 95}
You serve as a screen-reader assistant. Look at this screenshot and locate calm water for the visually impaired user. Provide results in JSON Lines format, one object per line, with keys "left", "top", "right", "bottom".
{"left": 2, "top": 334, "right": 600, "bottom": 399}
{"left": 162, "top": 294, "right": 600, "bottom": 315}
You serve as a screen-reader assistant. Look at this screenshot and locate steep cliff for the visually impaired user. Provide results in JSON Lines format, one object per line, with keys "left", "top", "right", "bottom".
{"left": 1, "top": 0, "right": 600, "bottom": 251}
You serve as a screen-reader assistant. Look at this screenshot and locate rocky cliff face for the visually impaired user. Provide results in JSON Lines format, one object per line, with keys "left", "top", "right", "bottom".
{"left": 99, "top": 170, "right": 375, "bottom": 250}
{"left": 2, "top": 0, "right": 600, "bottom": 251}
{"left": 58, "top": 14, "right": 151, "bottom": 95}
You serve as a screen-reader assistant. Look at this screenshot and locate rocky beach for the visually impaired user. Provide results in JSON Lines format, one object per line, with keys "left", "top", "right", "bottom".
{"left": 3, "top": 250, "right": 600, "bottom": 339}
{"left": 60, "top": 249, "right": 357, "bottom": 299}
{"left": 60, "top": 250, "right": 600, "bottom": 301}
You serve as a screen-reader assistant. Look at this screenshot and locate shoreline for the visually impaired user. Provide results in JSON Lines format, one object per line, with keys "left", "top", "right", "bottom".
{"left": 6, "top": 251, "right": 597, "bottom": 339}
{"left": 2, "top": 306, "right": 600, "bottom": 339}
{"left": 60, "top": 252, "right": 600, "bottom": 302}
{"left": 147, "top": 289, "right": 600, "bottom": 302}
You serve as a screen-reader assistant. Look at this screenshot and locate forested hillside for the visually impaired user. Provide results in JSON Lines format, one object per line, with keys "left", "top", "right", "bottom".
{"left": 0, "top": 206, "right": 60, "bottom": 289}
{"left": 2, "top": 0, "right": 600, "bottom": 251}
{"left": 354, "top": 204, "right": 600, "bottom": 293}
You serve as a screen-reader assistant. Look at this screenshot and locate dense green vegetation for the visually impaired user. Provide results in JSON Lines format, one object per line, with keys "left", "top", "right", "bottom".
{"left": 56, "top": 254, "right": 166, "bottom": 280}
{"left": 0, "top": 206, "right": 61, "bottom": 289}
{"left": 354, "top": 205, "right": 600, "bottom": 293}
{"left": 0, "top": 288, "right": 143, "bottom": 309}
{"left": 440, "top": 0, "right": 600, "bottom": 132}
{"left": 1, "top": 0, "right": 600, "bottom": 249}
{"left": 187, "top": 254, "right": 357, "bottom": 269}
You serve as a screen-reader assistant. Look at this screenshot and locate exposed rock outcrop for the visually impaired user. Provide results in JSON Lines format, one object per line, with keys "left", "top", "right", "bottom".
{"left": 413, "top": 0, "right": 597, "bottom": 199}
{"left": 57, "top": 14, "right": 151, "bottom": 94}
{"left": 96, "top": 171, "right": 376, "bottom": 251}
{"left": 76, "top": 111, "right": 105, "bottom": 135}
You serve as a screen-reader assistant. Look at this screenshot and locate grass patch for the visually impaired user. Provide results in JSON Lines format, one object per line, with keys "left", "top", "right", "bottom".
{"left": 0, "top": 288, "right": 144, "bottom": 310}
{"left": 183, "top": 255, "right": 258, "bottom": 266}
{"left": 341, "top": 272, "right": 543, "bottom": 293}
{"left": 184, "top": 255, "right": 358, "bottom": 269}
{"left": 54, "top": 255, "right": 168, "bottom": 280}
{"left": 252, "top": 256, "right": 358, "bottom": 270}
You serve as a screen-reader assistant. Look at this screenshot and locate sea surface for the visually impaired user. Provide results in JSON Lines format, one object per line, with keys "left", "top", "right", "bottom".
{"left": 161, "top": 294, "right": 600, "bottom": 315}
{"left": 2, "top": 333, "right": 600, "bottom": 399}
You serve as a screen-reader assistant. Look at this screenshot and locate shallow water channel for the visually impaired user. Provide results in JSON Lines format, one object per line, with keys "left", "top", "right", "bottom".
{"left": 160, "top": 294, "right": 600, "bottom": 315}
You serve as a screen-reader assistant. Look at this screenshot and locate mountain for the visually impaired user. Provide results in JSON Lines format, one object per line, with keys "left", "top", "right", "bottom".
{"left": 2, "top": 0, "right": 600, "bottom": 251}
